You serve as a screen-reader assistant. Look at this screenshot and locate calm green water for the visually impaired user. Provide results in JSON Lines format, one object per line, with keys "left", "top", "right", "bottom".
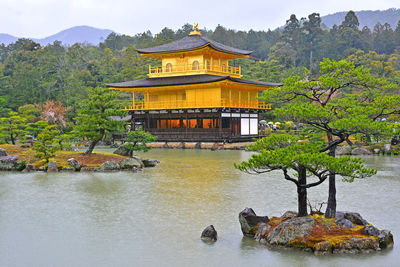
{"left": 0, "top": 149, "right": 399, "bottom": 267}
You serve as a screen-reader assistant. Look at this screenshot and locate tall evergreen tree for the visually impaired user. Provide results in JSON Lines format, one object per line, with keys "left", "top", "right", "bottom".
{"left": 75, "top": 87, "right": 126, "bottom": 155}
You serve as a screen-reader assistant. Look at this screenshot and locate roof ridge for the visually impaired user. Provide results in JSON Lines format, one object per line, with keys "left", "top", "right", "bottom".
{"left": 136, "top": 34, "right": 252, "bottom": 55}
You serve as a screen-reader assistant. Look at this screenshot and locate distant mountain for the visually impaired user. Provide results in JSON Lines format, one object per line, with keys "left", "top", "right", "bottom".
{"left": 0, "top": 33, "right": 18, "bottom": 45}
{"left": 321, "top": 8, "right": 400, "bottom": 29}
{"left": 0, "top": 25, "right": 114, "bottom": 46}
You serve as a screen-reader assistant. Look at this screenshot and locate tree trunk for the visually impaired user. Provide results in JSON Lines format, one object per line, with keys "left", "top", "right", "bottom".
{"left": 325, "top": 132, "right": 337, "bottom": 218}
{"left": 84, "top": 140, "right": 99, "bottom": 155}
{"left": 309, "top": 41, "right": 313, "bottom": 74}
{"left": 11, "top": 133, "right": 15, "bottom": 145}
{"left": 297, "top": 166, "right": 308, "bottom": 217}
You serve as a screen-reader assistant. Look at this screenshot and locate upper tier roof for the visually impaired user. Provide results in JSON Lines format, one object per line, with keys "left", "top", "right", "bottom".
{"left": 136, "top": 35, "right": 252, "bottom": 55}
{"left": 106, "top": 74, "right": 282, "bottom": 88}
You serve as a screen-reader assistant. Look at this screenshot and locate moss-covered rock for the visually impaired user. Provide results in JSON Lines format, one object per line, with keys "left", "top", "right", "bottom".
{"left": 119, "top": 157, "right": 142, "bottom": 169}
{"left": 0, "top": 155, "right": 18, "bottom": 170}
{"left": 266, "top": 216, "right": 315, "bottom": 246}
{"left": 239, "top": 208, "right": 269, "bottom": 237}
{"left": 239, "top": 209, "right": 394, "bottom": 254}
{"left": 99, "top": 161, "right": 120, "bottom": 171}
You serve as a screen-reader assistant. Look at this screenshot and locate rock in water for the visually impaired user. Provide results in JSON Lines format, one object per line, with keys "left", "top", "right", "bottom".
{"left": 201, "top": 225, "right": 217, "bottom": 242}
{"left": 364, "top": 225, "right": 381, "bottom": 236}
{"left": 239, "top": 208, "right": 269, "bottom": 237}
{"left": 351, "top": 147, "right": 371, "bottom": 155}
{"left": 131, "top": 156, "right": 144, "bottom": 167}
{"left": 383, "top": 144, "right": 392, "bottom": 155}
{"left": 335, "top": 145, "right": 351, "bottom": 155}
{"left": 142, "top": 159, "right": 159, "bottom": 167}
{"left": 378, "top": 230, "right": 394, "bottom": 249}
{"left": 22, "top": 164, "right": 34, "bottom": 172}
{"left": 119, "top": 158, "right": 142, "bottom": 169}
{"left": 67, "top": 158, "right": 82, "bottom": 171}
{"left": 47, "top": 161, "right": 58, "bottom": 172}
{"left": 0, "top": 148, "right": 7, "bottom": 157}
{"left": 336, "top": 238, "right": 379, "bottom": 253}
{"left": 255, "top": 223, "right": 270, "bottom": 243}
{"left": 99, "top": 161, "right": 120, "bottom": 171}
{"left": 0, "top": 155, "right": 18, "bottom": 170}
{"left": 315, "top": 241, "right": 333, "bottom": 255}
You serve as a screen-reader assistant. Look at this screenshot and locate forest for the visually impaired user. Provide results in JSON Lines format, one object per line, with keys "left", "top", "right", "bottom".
{"left": 0, "top": 10, "right": 399, "bottom": 123}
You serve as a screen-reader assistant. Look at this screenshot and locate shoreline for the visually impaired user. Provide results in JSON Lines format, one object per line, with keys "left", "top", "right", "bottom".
{"left": 145, "top": 142, "right": 399, "bottom": 155}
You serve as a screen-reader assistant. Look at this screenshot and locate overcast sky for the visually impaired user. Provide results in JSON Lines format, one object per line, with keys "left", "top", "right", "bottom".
{"left": 0, "top": 0, "right": 398, "bottom": 38}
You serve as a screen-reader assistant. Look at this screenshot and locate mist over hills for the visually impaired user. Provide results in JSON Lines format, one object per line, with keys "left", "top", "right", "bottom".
{"left": 0, "top": 8, "right": 399, "bottom": 46}
{"left": 0, "top": 26, "right": 113, "bottom": 46}
{"left": 321, "top": 8, "right": 400, "bottom": 29}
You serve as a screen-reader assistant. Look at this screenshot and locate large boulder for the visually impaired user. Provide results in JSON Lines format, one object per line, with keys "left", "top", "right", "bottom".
{"left": 335, "top": 218, "right": 355, "bottom": 228}
{"left": 0, "top": 148, "right": 7, "bottom": 157}
{"left": 119, "top": 157, "right": 142, "bottom": 169}
{"left": 22, "top": 164, "right": 34, "bottom": 172}
{"left": 363, "top": 225, "right": 394, "bottom": 249}
{"left": 201, "top": 225, "right": 218, "bottom": 242}
{"left": 47, "top": 161, "right": 58, "bottom": 172}
{"left": 99, "top": 161, "right": 120, "bottom": 171}
{"left": 80, "top": 167, "right": 100, "bottom": 172}
{"left": 239, "top": 208, "right": 269, "bottom": 237}
{"left": 266, "top": 216, "right": 315, "bottom": 246}
{"left": 282, "top": 211, "right": 298, "bottom": 220}
{"left": 364, "top": 225, "right": 380, "bottom": 236}
{"left": 336, "top": 238, "right": 379, "bottom": 253}
{"left": 67, "top": 158, "right": 82, "bottom": 171}
{"left": 336, "top": 211, "right": 368, "bottom": 226}
{"left": 142, "top": 159, "right": 159, "bottom": 168}
{"left": 0, "top": 155, "right": 18, "bottom": 170}
{"left": 378, "top": 230, "right": 394, "bottom": 249}
{"left": 113, "top": 145, "right": 131, "bottom": 156}
{"left": 255, "top": 223, "right": 271, "bottom": 243}
{"left": 336, "top": 145, "right": 351, "bottom": 155}
{"left": 383, "top": 144, "right": 392, "bottom": 155}
{"left": 351, "top": 147, "right": 371, "bottom": 155}
{"left": 314, "top": 241, "right": 333, "bottom": 255}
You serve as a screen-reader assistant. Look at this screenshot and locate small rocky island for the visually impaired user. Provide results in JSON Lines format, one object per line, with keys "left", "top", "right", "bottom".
{"left": 239, "top": 208, "right": 394, "bottom": 255}
{"left": 0, "top": 145, "right": 159, "bottom": 172}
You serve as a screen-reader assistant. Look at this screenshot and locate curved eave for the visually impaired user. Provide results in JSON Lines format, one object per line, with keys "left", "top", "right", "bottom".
{"left": 136, "top": 43, "right": 253, "bottom": 57}
{"left": 106, "top": 75, "right": 282, "bottom": 90}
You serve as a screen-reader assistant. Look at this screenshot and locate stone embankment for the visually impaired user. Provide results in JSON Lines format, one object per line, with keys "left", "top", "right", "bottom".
{"left": 143, "top": 142, "right": 400, "bottom": 154}
{"left": 239, "top": 208, "right": 394, "bottom": 255}
{"left": 146, "top": 142, "right": 252, "bottom": 150}
{"left": 336, "top": 144, "right": 399, "bottom": 156}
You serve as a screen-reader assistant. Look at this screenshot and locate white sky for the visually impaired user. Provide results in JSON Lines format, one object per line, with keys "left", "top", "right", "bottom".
{"left": 0, "top": 0, "right": 398, "bottom": 38}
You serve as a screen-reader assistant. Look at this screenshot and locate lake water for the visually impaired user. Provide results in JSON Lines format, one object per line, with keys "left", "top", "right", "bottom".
{"left": 0, "top": 149, "right": 399, "bottom": 267}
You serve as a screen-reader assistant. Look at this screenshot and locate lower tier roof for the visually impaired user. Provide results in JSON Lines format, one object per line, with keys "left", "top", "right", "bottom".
{"left": 106, "top": 75, "right": 282, "bottom": 89}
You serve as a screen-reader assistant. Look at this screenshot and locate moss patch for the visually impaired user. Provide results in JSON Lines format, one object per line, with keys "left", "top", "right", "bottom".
{"left": 287, "top": 214, "right": 378, "bottom": 248}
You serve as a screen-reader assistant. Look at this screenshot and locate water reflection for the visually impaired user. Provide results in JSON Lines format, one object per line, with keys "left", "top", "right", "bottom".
{"left": 0, "top": 150, "right": 398, "bottom": 266}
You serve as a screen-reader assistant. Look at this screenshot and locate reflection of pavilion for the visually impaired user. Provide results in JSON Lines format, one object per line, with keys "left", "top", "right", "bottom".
{"left": 107, "top": 25, "right": 282, "bottom": 142}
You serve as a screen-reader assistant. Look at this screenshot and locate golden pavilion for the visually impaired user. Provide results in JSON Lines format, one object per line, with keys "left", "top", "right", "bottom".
{"left": 107, "top": 25, "right": 282, "bottom": 142}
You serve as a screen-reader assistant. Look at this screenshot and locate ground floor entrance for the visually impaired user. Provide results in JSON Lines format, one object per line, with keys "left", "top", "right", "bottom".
{"left": 129, "top": 109, "right": 261, "bottom": 142}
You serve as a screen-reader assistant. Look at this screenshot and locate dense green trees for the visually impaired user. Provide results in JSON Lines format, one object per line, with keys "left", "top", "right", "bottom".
{"left": 0, "top": 11, "right": 399, "bottom": 115}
